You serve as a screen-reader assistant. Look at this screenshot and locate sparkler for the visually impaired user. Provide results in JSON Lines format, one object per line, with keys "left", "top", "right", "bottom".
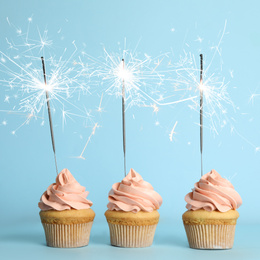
{"left": 0, "top": 18, "right": 99, "bottom": 162}
{"left": 2, "top": 18, "right": 257, "bottom": 160}
{"left": 41, "top": 57, "right": 58, "bottom": 175}
{"left": 0, "top": 18, "right": 94, "bottom": 135}
{"left": 80, "top": 43, "right": 199, "bottom": 174}
{"left": 166, "top": 20, "right": 260, "bottom": 154}
{"left": 165, "top": 21, "right": 234, "bottom": 138}
{"left": 168, "top": 48, "right": 233, "bottom": 137}
{"left": 199, "top": 54, "right": 203, "bottom": 177}
{"left": 81, "top": 44, "right": 196, "bottom": 111}
{"left": 122, "top": 59, "right": 126, "bottom": 177}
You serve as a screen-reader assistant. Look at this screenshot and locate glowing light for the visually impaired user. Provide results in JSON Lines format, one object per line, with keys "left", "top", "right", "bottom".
{"left": 167, "top": 40, "right": 233, "bottom": 135}
{"left": 82, "top": 43, "right": 196, "bottom": 111}
{"left": 116, "top": 61, "right": 132, "bottom": 82}
{"left": 0, "top": 18, "right": 93, "bottom": 134}
{"left": 42, "top": 83, "right": 54, "bottom": 92}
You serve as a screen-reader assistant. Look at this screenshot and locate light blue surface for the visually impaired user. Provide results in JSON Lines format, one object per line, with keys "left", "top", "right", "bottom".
{"left": 1, "top": 221, "right": 259, "bottom": 260}
{"left": 0, "top": 0, "right": 260, "bottom": 259}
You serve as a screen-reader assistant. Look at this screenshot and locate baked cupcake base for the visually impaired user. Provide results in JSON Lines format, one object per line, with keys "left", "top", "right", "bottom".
{"left": 105, "top": 210, "right": 160, "bottom": 248}
{"left": 182, "top": 210, "right": 239, "bottom": 249}
{"left": 40, "top": 208, "right": 95, "bottom": 248}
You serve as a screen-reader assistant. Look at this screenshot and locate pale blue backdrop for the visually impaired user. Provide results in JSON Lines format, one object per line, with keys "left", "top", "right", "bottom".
{"left": 0, "top": 1, "right": 259, "bottom": 259}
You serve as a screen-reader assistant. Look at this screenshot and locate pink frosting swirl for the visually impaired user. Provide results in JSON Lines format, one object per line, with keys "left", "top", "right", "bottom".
{"left": 185, "top": 169, "right": 242, "bottom": 212}
{"left": 38, "top": 168, "right": 93, "bottom": 211}
{"left": 107, "top": 168, "right": 163, "bottom": 213}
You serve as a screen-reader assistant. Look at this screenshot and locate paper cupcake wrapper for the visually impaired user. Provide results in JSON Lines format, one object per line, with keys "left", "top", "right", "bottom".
{"left": 107, "top": 223, "right": 157, "bottom": 248}
{"left": 42, "top": 222, "right": 93, "bottom": 248}
{"left": 184, "top": 224, "right": 236, "bottom": 249}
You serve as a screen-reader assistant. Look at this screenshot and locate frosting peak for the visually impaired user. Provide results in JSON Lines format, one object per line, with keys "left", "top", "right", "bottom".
{"left": 39, "top": 168, "right": 93, "bottom": 211}
{"left": 185, "top": 169, "right": 242, "bottom": 212}
{"left": 107, "top": 168, "right": 163, "bottom": 213}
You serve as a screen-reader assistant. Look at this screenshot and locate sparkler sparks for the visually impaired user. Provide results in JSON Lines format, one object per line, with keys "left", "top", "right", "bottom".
{"left": 97, "top": 93, "right": 104, "bottom": 112}
{"left": 80, "top": 42, "right": 199, "bottom": 175}
{"left": 167, "top": 20, "right": 234, "bottom": 137}
{"left": 166, "top": 20, "right": 259, "bottom": 153}
{"left": 0, "top": 18, "right": 93, "bottom": 136}
{"left": 82, "top": 42, "right": 196, "bottom": 111}
{"left": 167, "top": 54, "right": 232, "bottom": 136}
{"left": 169, "top": 121, "right": 178, "bottom": 142}
{"left": 1, "top": 17, "right": 258, "bottom": 159}
{"left": 75, "top": 122, "right": 99, "bottom": 160}
{"left": 249, "top": 93, "right": 260, "bottom": 105}
{"left": 87, "top": 47, "right": 165, "bottom": 109}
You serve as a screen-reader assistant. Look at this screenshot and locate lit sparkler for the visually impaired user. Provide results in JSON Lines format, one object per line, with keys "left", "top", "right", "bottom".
{"left": 157, "top": 21, "right": 233, "bottom": 143}
{"left": 168, "top": 48, "right": 234, "bottom": 136}
{"left": 0, "top": 18, "right": 93, "bottom": 136}
{"left": 82, "top": 43, "right": 196, "bottom": 111}
{"left": 80, "top": 42, "right": 197, "bottom": 175}
{"left": 167, "top": 21, "right": 259, "bottom": 153}
{"left": 41, "top": 56, "right": 58, "bottom": 175}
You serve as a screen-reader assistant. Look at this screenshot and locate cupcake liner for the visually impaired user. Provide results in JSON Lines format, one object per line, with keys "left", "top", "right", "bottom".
{"left": 108, "top": 223, "right": 157, "bottom": 248}
{"left": 184, "top": 224, "right": 236, "bottom": 249}
{"left": 42, "top": 222, "right": 93, "bottom": 248}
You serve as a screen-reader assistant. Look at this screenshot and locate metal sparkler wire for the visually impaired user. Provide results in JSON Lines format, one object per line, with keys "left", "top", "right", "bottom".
{"left": 41, "top": 57, "right": 58, "bottom": 175}
{"left": 122, "top": 59, "right": 126, "bottom": 177}
{"left": 200, "top": 54, "right": 203, "bottom": 177}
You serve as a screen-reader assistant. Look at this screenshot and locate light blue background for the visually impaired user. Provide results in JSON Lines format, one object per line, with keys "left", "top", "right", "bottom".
{"left": 0, "top": 0, "right": 260, "bottom": 259}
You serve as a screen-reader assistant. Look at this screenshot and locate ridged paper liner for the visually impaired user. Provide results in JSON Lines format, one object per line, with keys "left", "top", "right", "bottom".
{"left": 108, "top": 223, "right": 157, "bottom": 248}
{"left": 184, "top": 224, "right": 236, "bottom": 249}
{"left": 42, "top": 222, "right": 93, "bottom": 248}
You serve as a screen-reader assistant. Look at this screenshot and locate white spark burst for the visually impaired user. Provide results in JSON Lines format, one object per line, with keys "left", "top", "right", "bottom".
{"left": 0, "top": 18, "right": 93, "bottom": 134}
{"left": 166, "top": 20, "right": 235, "bottom": 136}
{"left": 81, "top": 41, "right": 196, "bottom": 111}
{"left": 168, "top": 51, "right": 234, "bottom": 135}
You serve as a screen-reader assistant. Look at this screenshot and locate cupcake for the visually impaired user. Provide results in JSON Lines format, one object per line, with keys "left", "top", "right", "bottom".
{"left": 39, "top": 168, "right": 95, "bottom": 248}
{"left": 182, "top": 169, "right": 242, "bottom": 249}
{"left": 105, "top": 168, "right": 163, "bottom": 248}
